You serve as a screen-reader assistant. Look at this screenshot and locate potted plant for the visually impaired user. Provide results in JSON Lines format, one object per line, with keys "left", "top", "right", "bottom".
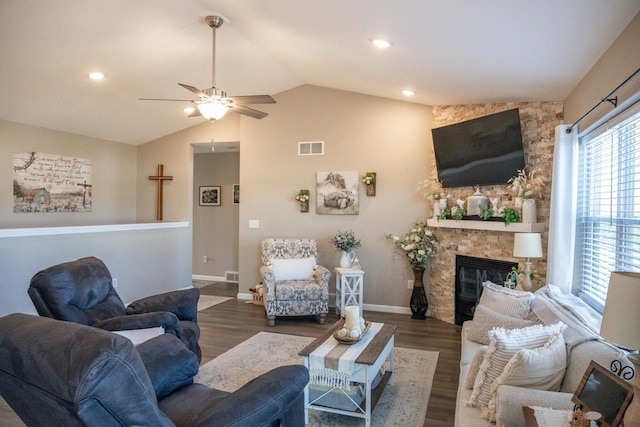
{"left": 418, "top": 179, "right": 449, "bottom": 218}
{"left": 295, "top": 190, "right": 310, "bottom": 212}
{"left": 501, "top": 207, "right": 521, "bottom": 226}
{"left": 331, "top": 230, "right": 361, "bottom": 268}
{"left": 507, "top": 168, "right": 545, "bottom": 223}
{"left": 386, "top": 221, "right": 438, "bottom": 319}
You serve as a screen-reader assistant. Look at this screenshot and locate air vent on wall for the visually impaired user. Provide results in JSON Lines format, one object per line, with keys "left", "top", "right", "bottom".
{"left": 298, "top": 141, "right": 324, "bottom": 156}
{"left": 225, "top": 271, "right": 239, "bottom": 283}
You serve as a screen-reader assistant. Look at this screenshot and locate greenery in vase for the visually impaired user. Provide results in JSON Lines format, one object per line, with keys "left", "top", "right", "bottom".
{"left": 331, "top": 230, "right": 361, "bottom": 252}
{"left": 436, "top": 208, "right": 451, "bottom": 221}
{"left": 418, "top": 178, "right": 448, "bottom": 201}
{"left": 386, "top": 221, "right": 438, "bottom": 268}
{"left": 451, "top": 207, "right": 466, "bottom": 220}
{"left": 294, "top": 191, "right": 309, "bottom": 203}
{"left": 361, "top": 173, "right": 375, "bottom": 185}
{"left": 478, "top": 206, "right": 494, "bottom": 220}
{"left": 501, "top": 207, "right": 521, "bottom": 225}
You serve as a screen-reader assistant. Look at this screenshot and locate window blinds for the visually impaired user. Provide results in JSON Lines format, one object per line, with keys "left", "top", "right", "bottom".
{"left": 576, "top": 108, "right": 640, "bottom": 311}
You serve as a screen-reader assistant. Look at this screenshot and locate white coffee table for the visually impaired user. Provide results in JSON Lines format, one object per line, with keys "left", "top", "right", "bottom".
{"left": 298, "top": 321, "right": 397, "bottom": 426}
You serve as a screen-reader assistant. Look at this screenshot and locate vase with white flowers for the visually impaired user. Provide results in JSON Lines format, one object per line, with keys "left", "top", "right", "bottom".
{"left": 386, "top": 221, "right": 438, "bottom": 319}
{"left": 331, "top": 230, "right": 361, "bottom": 268}
{"left": 507, "top": 168, "right": 545, "bottom": 223}
{"left": 418, "top": 179, "right": 449, "bottom": 218}
{"left": 295, "top": 190, "right": 310, "bottom": 212}
{"left": 361, "top": 172, "right": 376, "bottom": 196}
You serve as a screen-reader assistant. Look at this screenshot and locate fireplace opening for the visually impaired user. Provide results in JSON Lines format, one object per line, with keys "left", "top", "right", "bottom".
{"left": 455, "top": 255, "right": 517, "bottom": 325}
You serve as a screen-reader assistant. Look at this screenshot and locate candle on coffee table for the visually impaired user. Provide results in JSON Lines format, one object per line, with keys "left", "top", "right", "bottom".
{"left": 345, "top": 306, "right": 360, "bottom": 330}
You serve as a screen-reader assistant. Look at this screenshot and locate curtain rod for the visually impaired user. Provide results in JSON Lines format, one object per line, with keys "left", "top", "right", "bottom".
{"left": 566, "top": 66, "right": 640, "bottom": 134}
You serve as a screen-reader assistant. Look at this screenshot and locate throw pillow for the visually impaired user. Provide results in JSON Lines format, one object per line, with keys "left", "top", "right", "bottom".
{"left": 270, "top": 257, "right": 316, "bottom": 281}
{"left": 112, "top": 326, "right": 165, "bottom": 346}
{"left": 467, "top": 305, "right": 537, "bottom": 345}
{"left": 467, "top": 322, "right": 567, "bottom": 410}
{"left": 478, "top": 281, "right": 533, "bottom": 319}
{"left": 484, "top": 332, "right": 567, "bottom": 421}
{"left": 465, "top": 346, "right": 488, "bottom": 389}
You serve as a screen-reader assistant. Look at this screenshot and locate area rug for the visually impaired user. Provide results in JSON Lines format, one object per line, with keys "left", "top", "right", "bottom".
{"left": 197, "top": 295, "right": 232, "bottom": 311}
{"left": 195, "top": 331, "right": 439, "bottom": 427}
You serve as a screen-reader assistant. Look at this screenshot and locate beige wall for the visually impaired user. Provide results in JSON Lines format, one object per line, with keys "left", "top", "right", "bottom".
{"left": 564, "top": 12, "right": 640, "bottom": 130}
{"left": 193, "top": 152, "right": 240, "bottom": 277}
{"left": 1, "top": 119, "right": 137, "bottom": 227}
{"left": 238, "top": 85, "right": 433, "bottom": 310}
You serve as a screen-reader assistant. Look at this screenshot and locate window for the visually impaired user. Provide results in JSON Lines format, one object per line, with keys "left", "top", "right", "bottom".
{"left": 575, "top": 109, "right": 640, "bottom": 312}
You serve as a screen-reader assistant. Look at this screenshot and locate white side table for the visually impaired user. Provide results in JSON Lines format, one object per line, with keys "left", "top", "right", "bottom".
{"left": 334, "top": 267, "right": 364, "bottom": 317}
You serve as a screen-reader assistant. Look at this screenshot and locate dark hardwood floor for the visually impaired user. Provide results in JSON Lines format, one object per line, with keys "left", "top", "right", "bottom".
{"left": 198, "top": 282, "right": 461, "bottom": 427}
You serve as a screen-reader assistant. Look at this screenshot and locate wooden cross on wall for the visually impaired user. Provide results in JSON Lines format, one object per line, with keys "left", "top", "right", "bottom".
{"left": 148, "top": 164, "right": 173, "bottom": 220}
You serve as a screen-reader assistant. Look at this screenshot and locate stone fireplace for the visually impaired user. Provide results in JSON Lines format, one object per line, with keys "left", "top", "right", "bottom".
{"left": 455, "top": 255, "right": 517, "bottom": 325}
{"left": 425, "top": 101, "right": 563, "bottom": 324}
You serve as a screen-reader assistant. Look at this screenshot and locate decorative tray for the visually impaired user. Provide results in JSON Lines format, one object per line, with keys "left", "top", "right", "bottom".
{"left": 333, "top": 321, "right": 371, "bottom": 345}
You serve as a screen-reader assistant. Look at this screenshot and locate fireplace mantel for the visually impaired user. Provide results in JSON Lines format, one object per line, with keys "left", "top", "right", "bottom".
{"left": 426, "top": 218, "right": 544, "bottom": 233}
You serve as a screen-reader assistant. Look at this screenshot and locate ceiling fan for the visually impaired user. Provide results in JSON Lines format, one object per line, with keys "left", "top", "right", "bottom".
{"left": 141, "top": 15, "right": 275, "bottom": 120}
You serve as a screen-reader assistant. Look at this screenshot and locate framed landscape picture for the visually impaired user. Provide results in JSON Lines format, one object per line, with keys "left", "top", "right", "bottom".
{"left": 199, "top": 186, "right": 221, "bottom": 206}
{"left": 316, "top": 170, "right": 359, "bottom": 215}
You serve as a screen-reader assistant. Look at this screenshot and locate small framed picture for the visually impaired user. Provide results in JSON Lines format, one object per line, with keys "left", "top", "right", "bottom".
{"left": 199, "top": 186, "right": 221, "bottom": 206}
{"left": 233, "top": 184, "right": 240, "bottom": 205}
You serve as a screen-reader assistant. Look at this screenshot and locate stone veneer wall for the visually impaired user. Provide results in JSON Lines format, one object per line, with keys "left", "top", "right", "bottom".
{"left": 427, "top": 102, "right": 564, "bottom": 324}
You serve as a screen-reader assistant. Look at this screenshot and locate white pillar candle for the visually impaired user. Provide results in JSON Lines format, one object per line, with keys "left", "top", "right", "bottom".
{"left": 345, "top": 306, "right": 360, "bottom": 330}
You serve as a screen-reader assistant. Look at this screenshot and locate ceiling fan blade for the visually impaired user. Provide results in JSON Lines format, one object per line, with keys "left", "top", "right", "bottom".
{"left": 188, "top": 109, "right": 202, "bottom": 118}
{"left": 228, "top": 104, "right": 269, "bottom": 119}
{"left": 139, "top": 98, "right": 194, "bottom": 102}
{"left": 178, "top": 83, "right": 207, "bottom": 97}
{"left": 227, "top": 95, "right": 276, "bottom": 105}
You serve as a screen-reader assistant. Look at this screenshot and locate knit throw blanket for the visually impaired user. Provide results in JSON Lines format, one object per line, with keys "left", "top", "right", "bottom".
{"left": 309, "top": 322, "right": 384, "bottom": 391}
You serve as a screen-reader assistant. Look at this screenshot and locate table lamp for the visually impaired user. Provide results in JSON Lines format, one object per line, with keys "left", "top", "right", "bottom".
{"left": 600, "top": 272, "right": 640, "bottom": 427}
{"left": 513, "top": 233, "right": 543, "bottom": 291}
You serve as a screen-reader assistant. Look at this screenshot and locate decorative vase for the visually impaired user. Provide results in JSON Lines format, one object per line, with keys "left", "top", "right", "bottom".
{"left": 439, "top": 198, "right": 447, "bottom": 210}
{"left": 433, "top": 201, "right": 441, "bottom": 218}
{"left": 521, "top": 199, "right": 537, "bottom": 223}
{"left": 340, "top": 250, "right": 356, "bottom": 268}
{"left": 514, "top": 197, "right": 523, "bottom": 209}
{"left": 410, "top": 267, "right": 428, "bottom": 320}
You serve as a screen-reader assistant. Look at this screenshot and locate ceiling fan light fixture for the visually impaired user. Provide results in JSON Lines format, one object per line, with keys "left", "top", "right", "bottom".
{"left": 197, "top": 102, "right": 229, "bottom": 120}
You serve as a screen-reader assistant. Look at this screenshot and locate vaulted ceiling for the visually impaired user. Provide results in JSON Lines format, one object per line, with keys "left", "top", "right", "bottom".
{"left": 1, "top": 0, "right": 639, "bottom": 145}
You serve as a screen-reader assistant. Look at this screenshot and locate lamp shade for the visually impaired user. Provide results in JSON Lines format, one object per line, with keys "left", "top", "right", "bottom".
{"left": 513, "top": 233, "right": 543, "bottom": 258}
{"left": 197, "top": 102, "right": 229, "bottom": 120}
{"left": 600, "top": 272, "right": 640, "bottom": 349}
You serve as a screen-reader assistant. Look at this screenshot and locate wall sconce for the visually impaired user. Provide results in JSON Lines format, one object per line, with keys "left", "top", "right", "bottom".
{"left": 361, "top": 172, "right": 376, "bottom": 196}
{"left": 295, "top": 190, "right": 310, "bottom": 213}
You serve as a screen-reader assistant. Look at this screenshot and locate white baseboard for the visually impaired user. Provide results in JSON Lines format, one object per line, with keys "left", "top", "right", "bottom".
{"left": 192, "top": 274, "right": 226, "bottom": 282}
{"left": 236, "top": 292, "right": 424, "bottom": 316}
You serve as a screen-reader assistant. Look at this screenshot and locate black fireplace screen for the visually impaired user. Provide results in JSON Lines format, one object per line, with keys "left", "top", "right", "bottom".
{"left": 455, "top": 255, "right": 517, "bottom": 325}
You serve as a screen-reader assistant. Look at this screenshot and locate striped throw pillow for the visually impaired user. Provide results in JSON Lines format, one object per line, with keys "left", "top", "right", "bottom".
{"left": 467, "top": 322, "right": 567, "bottom": 410}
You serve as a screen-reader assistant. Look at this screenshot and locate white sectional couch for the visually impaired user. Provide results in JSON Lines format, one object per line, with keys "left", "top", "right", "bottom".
{"left": 454, "top": 283, "right": 631, "bottom": 427}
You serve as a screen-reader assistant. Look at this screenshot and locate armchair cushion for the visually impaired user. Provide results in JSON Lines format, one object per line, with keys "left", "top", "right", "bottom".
{"left": 126, "top": 287, "right": 200, "bottom": 322}
{"left": 276, "top": 280, "right": 324, "bottom": 300}
{"left": 270, "top": 257, "right": 316, "bottom": 281}
{"left": 137, "top": 333, "right": 199, "bottom": 400}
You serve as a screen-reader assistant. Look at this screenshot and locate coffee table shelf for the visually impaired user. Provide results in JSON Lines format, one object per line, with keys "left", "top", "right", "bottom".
{"left": 299, "top": 321, "right": 397, "bottom": 426}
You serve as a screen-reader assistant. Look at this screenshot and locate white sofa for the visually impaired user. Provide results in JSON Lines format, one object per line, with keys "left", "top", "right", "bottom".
{"left": 454, "top": 284, "right": 631, "bottom": 427}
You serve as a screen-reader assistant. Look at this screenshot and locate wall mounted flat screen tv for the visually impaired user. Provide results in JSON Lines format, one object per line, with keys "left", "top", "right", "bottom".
{"left": 432, "top": 108, "right": 526, "bottom": 188}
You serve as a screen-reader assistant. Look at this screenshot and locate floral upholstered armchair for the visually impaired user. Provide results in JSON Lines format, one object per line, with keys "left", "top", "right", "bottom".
{"left": 259, "top": 238, "right": 330, "bottom": 326}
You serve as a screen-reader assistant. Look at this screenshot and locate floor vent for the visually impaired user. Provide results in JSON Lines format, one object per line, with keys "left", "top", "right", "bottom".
{"left": 298, "top": 141, "right": 324, "bottom": 156}
{"left": 225, "top": 271, "right": 239, "bottom": 283}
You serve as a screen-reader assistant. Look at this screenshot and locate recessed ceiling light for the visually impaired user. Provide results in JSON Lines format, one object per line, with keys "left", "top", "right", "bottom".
{"left": 402, "top": 89, "right": 416, "bottom": 97}
{"left": 88, "top": 72, "right": 104, "bottom": 80}
{"left": 184, "top": 106, "right": 195, "bottom": 114}
{"left": 371, "top": 38, "right": 392, "bottom": 49}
